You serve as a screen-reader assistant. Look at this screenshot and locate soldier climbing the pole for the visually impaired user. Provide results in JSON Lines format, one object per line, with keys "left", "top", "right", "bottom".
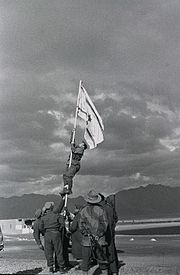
{"left": 61, "top": 131, "right": 87, "bottom": 195}
{"left": 60, "top": 81, "right": 104, "bottom": 196}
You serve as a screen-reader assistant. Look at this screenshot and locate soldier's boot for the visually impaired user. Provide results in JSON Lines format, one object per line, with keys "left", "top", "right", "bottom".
{"left": 60, "top": 185, "right": 72, "bottom": 195}
{"left": 48, "top": 266, "right": 54, "bottom": 273}
{"left": 54, "top": 266, "right": 59, "bottom": 272}
{"left": 101, "top": 269, "right": 108, "bottom": 275}
{"left": 59, "top": 266, "right": 68, "bottom": 274}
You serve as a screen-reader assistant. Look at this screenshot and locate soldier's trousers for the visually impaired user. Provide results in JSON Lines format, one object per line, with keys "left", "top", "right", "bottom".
{"left": 44, "top": 231, "right": 64, "bottom": 268}
{"left": 55, "top": 232, "right": 70, "bottom": 268}
{"left": 63, "top": 163, "right": 80, "bottom": 191}
{"left": 81, "top": 246, "right": 108, "bottom": 271}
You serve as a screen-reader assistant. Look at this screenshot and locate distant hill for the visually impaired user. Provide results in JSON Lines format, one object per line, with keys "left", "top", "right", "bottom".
{"left": 115, "top": 184, "right": 180, "bottom": 219}
{"left": 0, "top": 194, "right": 85, "bottom": 219}
{"left": 0, "top": 184, "right": 180, "bottom": 219}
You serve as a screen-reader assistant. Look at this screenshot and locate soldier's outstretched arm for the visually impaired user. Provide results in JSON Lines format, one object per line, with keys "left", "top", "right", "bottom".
{"left": 53, "top": 195, "right": 65, "bottom": 214}
{"left": 71, "top": 142, "right": 76, "bottom": 152}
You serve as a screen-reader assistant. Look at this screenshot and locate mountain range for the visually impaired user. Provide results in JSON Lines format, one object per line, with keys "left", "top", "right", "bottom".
{"left": 0, "top": 184, "right": 180, "bottom": 220}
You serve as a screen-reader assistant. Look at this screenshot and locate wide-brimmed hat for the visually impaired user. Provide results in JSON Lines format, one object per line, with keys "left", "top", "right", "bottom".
{"left": 43, "top": 201, "right": 54, "bottom": 210}
{"left": 85, "top": 190, "right": 102, "bottom": 204}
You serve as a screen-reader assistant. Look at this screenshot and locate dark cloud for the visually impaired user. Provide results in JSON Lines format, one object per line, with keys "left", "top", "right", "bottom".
{"left": 146, "top": 115, "right": 172, "bottom": 138}
{"left": 0, "top": 0, "right": 180, "bottom": 197}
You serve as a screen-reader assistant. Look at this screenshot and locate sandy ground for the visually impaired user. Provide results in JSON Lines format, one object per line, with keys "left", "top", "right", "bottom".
{"left": 1, "top": 234, "right": 180, "bottom": 274}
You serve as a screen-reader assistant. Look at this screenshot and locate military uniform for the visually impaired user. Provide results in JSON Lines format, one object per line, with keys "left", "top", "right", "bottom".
{"left": 40, "top": 203, "right": 65, "bottom": 273}
{"left": 100, "top": 196, "right": 119, "bottom": 275}
{"left": 63, "top": 142, "right": 86, "bottom": 194}
{"left": 79, "top": 190, "right": 108, "bottom": 274}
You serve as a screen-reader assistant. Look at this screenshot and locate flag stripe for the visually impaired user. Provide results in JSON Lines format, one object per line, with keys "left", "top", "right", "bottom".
{"left": 86, "top": 128, "right": 96, "bottom": 147}
{"left": 77, "top": 81, "right": 104, "bottom": 149}
{"left": 81, "top": 85, "right": 100, "bottom": 120}
{"left": 81, "top": 86, "right": 104, "bottom": 131}
{"left": 85, "top": 98, "right": 104, "bottom": 131}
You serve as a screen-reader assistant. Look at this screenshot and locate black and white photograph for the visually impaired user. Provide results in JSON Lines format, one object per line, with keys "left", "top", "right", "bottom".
{"left": 0, "top": 1, "right": 180, "bottom": 274}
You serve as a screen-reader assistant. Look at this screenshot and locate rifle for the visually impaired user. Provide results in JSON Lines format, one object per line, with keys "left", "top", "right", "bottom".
{"left": 83, "top": 226, "right": 108, "bottom": 264}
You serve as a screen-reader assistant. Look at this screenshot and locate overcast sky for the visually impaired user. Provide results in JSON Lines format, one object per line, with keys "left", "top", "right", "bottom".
{"left": 1, "top": 0, "right": 180, "bottom": 198}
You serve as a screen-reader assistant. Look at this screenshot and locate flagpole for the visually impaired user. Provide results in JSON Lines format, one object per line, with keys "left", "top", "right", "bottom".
{"left": 64, "top": 80, "right": 82, "bottom": 210}
{"left": 68, "top": 80, "right": 82, "bottom": 168}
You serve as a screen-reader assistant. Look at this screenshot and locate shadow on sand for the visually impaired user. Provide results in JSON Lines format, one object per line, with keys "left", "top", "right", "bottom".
{"left": 14, "top": 267, "right": 42, "bottom": 274}
{"left": 13, "top": 260, "right": 77, "bottom": 275}
{"left": 12, "top": 260, "right": 126, "bottom": 275}
{"left": 91, "top": 260, "right": 126, "bottom": 275}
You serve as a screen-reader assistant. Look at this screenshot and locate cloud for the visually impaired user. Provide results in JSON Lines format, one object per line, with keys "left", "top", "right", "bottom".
{"left": 0, "top": 0, "right": 180, "bottom": 197}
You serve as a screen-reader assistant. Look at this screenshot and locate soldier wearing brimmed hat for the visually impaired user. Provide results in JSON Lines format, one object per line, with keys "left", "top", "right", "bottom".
{"left": 40, "top": 201, "right": 67, "bottom": 274}
{"left": 79, "top": 190, "right": 109, "bottom": 275}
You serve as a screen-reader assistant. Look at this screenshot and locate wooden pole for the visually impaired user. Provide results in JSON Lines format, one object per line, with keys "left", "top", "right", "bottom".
{"left": 64, "top": 80, "right": 82, "bottom": 209}
{"left": 68, "top": 80, "right": 82, "bottom": 168}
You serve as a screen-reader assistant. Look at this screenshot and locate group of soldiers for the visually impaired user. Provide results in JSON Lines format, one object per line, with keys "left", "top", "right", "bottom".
{"left": 32, "top": 135, "right": 119, "bottom": 274}
{"left": 33, "top": 189, "right": 119, "bottom": 274}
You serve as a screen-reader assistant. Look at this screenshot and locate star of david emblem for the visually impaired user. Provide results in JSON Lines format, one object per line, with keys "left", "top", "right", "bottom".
{"left": 88, "top": 114, "right": 91, "bottom": 122}
{"left": 86, "top": 114, "right": 91, "bottom": 125}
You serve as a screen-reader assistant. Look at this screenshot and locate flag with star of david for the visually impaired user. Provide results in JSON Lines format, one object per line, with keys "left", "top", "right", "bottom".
{"left": 77, "top": 82, "right": 104, "bottom": 149}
